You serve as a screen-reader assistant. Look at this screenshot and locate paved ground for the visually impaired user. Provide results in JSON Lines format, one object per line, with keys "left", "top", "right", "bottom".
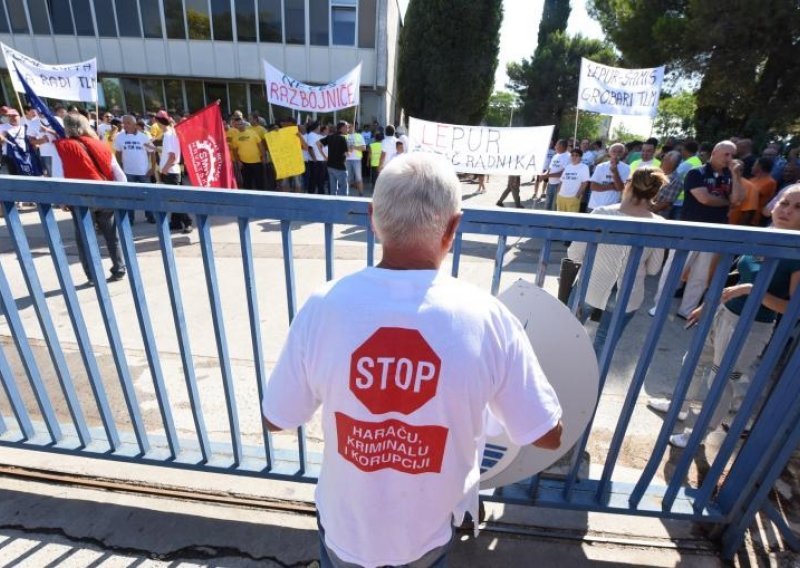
{"left": 0, "top": 174, "right": 789, "bottom": 565}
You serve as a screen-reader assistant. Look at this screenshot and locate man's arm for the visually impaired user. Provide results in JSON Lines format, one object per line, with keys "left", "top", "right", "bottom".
{"left": 533, "top": 420, "right": 562, "bottom": 449}
{"left": 689, "top": 186, "right": 729, "bottom": 207}
{"left": 729, "top": 160, "right": 747, "bottom": 207}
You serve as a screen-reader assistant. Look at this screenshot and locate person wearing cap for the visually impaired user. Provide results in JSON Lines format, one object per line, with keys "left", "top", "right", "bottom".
{"left": 230, "top": 117, "right": 266, "bottom": 190}
{"left": 155, "top": 110, "right": 193, "bottom": 233}
{"left": 317, "top": 121, "right": 350, "bottom": 196}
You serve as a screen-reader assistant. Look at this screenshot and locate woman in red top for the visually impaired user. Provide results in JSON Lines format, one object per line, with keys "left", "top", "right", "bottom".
{"left": 55, "top": 113, "right": 128, "bottom": 284}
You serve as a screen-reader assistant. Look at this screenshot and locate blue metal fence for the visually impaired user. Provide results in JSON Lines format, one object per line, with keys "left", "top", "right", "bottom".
{"left": 0, "top": 175, "right": 798, "bottom": 558}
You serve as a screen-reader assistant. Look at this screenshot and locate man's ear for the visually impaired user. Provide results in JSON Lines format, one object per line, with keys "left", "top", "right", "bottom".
{"left": 443, "top": 212, "right": 463, "bottom": 249}
{"left": 368, "top": 202, "right": 377, "bottom": 235}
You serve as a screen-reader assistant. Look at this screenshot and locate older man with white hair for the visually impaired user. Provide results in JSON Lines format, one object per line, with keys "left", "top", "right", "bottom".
{"left": 588, "top": 142, "right": 629, "bottom": 212}
{"left": 262, "top": 152, "right": 562, "bottom": 568}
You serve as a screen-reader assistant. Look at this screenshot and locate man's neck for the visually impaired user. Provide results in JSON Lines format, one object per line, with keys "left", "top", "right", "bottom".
{"left": 378, "top": 247, "right": 442, "bottom": 271}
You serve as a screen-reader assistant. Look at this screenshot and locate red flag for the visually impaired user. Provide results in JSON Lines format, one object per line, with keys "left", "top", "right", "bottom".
{"left": 175, "top": 102, "right": 237, "bottom": 189}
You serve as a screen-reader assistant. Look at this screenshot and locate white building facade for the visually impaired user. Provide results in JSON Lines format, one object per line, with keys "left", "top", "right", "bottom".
{"left": 0, "top": 0, "right": 403, "bottom": 124}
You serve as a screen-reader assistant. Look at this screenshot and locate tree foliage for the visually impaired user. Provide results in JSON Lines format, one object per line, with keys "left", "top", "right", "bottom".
{"left": 653, "top": 91, "right": 696, "bottom": 139}
{"left": 588, "top": 0, "right": 800, "bottom": 143}
{"left": 397, "top": 0, "right": 502, "bottom": 125}
{"left": 559, "top": 109, "right": 606, "bottom": 141}
{"left": 507, "top": 31, "right": 615, "bottom": 138}
{"left": 484, "top": 91, "right": 520, "bottom": 126}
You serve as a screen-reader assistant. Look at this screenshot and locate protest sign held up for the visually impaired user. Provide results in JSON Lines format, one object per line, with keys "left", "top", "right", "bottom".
{"left": 577, "top": 58, "right": 664, "bottom": 118}
{"left": 408, "top": 117, "right": 553, "bottom": 176}
{"left": 1, "top": 43, "right": 97, "bottom": 103}
{"left": 263, "top": 61, "right": 361, "bottom": 113}
{"left": 265, "top": 125, "right": 306, "bottom": 180}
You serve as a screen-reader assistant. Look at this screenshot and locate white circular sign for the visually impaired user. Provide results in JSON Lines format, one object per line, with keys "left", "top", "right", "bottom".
{"left": 479, "top": 279, "right": 600, "bottom": 488}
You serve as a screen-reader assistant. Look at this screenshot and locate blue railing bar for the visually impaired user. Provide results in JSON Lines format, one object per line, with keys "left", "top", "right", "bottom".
{"left": 74, "top": 206, "right": 149, "bottom": 455}
{"left": 597, "top": 249, "right": 690, "bottom": 501}
{"left": 716, "top": 333, "right": 800, "bottom": 518}
{"left": 197, "top": 214, "right": 243, "bottom": 466}
{"left": 451, "top": 232, "right": 463, "bottom": 277}
{"left": 693, "top": 290, "right": 800, "bottom": 512}
{"left": 662, "top": 258, "right": 779, "bottom": 510}
{"left": 366, "top": 222, "right": 375, "bottom": 267}
{"left": 155, "top": 211, "right": 211, "bottom": 462}
{"left": 0, "top": 343, "right": 36, "bottom": 439}
{"left": 563, "top": 247, "right": 643, "bottom": 500}
{"left": 0, "top": 257, "right": 62, "bottom": 442}
{"left": 3, "top": 178, "right": 799, "bottom": 257}
{"left": 528, "top": 473, "right": 540, "bottom": 498}
{"left": 568, "top": 242, "right": 598, "bottom": 316}
{"left": 2, "top": 202, "right": 90, "bottom": 446}
{"left": 761, "top": 503, "right": 800, "bottom": 554}
{"left": 237, "top": 217, "right": 274, "bottom": 468}
{"left": 280, "top": 220, "right": 298, "bottom": 323}
{"left": 278, "top": 219, "right": 308, "bottom": 473}
{"left": 490, "top": 234, "right": 508, "bottom": 296}
{"left": 596, "top": 247, "right": 643, "bottom": 386}
{"left": 719, "top": 345, "right": 800, "bottom": 559}
{"left": 115, "top": 209, "right": 181, "bottom": 458}
{"left": 629, "top": 253, "right": 734, "bottom": 508}
{"left": 37, "top": 204, "right": 120, "bottom": 449}
{"left": 324, "top": 222, "right": 334, "bottom": 281}
{"left": 535, "top": 239, "right": 552, "bottom": 288}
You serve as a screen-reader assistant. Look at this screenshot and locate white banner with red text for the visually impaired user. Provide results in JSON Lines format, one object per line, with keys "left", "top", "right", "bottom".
{"left": 1, "top": 42, "right": 97, "bottom": 102}
{"left": 577, "top": 58, "right": 664, "bottom": 118}
{"left": 263, "top": 61, "right": 360, "bottom": 113}
{"left": 407, "top": 117, "right": 554, "bottom": 175}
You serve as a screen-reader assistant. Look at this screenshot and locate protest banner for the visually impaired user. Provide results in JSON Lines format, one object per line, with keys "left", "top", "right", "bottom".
{"left": 265, "top": 125, "right": 306, "bottom": 180}
{"left": 175, "top": 102, "right": 237, "bottom": 189}
{"left": 263, "top": 61, "right": 360, "bottom": 113}
{"left": 407, "top": 117, "right": 553, "bottom": 175}
{"left": 1, "top": 43, "right": 97, "bottom": 102}
{"left": 577, "top": 58, "right": 664, "bottom": 118}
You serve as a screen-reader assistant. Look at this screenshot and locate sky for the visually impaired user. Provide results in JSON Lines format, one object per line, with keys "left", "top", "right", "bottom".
{"left": 495, "top": 0, "right": 653, "bottom": 136}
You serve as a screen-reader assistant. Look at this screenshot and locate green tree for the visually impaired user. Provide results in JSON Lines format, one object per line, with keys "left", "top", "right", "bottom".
{"left": 537, "top": 0, "right": 571, "bottom": 45}
{"left": 507, "top": 32, "right": 616, "bottom": 138}
{"left": 653, "top": 91, "right": 696, "bottom": 139}
{"left": 484, "top": 91, "right": 520, "bottom": 126}
{"left": 588, "top": 0, "right": 800, "bottom": 143}
{"left": 559, "top": 109, "right": 605, "bottom": 141}
{"left": 397, "top": 0, "right": 502, "bottom": 124}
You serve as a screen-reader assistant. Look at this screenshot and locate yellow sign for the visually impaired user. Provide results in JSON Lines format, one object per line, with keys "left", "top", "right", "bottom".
{"left": 265, "top": 125, "right": 306, "bottom": 180}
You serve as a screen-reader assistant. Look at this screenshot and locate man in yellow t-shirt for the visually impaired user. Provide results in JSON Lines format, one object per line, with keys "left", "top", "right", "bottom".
{"left": 230, "top": 118, "right": 266, "bottom": 190}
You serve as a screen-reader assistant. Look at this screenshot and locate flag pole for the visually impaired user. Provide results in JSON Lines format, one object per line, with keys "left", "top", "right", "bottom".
{"left": 572, "top": 108, "right": 580, "bottom": 146}
{"left": 268, "top": 103, "right": 274, "bottom": 124}
{"left": 9, "top": 69, "right": 24, "bottom": 116}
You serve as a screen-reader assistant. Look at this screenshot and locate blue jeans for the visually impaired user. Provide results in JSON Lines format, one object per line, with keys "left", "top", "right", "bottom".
{"left": 545, "top": 183, "right": 559, "bottom": 211}
{"left": 328, "top": 167, "right": 349, "bottom": 196}
{"left": 318, "top": 515, "right": 454, "bottom": 568}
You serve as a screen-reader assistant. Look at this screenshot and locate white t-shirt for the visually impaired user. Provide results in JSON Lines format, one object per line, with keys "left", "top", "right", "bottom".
{"left": 114, "top": 131, "right": 153, "bottom": 176}
{"left": 262, "top": 268, "right": 561, "bottom": 568}
{"left": 381, "top": 135, "right": 398, "bottom": 166}
{"left": 307, "top": 131, "right": 326, "bottom": 161}
{"left": 547, "top": 151, "right": 571, "bottom": 184}
{"left": 159, "top": 129, "right": 181, "bottom": 174}
{"left": 581, "top": 150, "right": 596, "bottom": 168}
{"left": 589, "top": 160, "right": 631, "bottom": 209}
{"left": 558, "top": 162, "right": 591, "bottom": 198}
{"left": 97, "top": 122, "right": 112, "bottom": 140}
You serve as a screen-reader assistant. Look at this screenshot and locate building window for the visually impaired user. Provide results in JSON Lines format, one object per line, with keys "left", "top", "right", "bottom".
{"left": 0, "top": 2, "right": 8, "bottom": 33}
{"left": 309, "top": 0, "right": 328, "bottom": 46}
{"left": 256, "top": 0, "right": 280, "bottom": 43}
{"left": 71, "top": 0, "right": 95, "bottom": 35}
{"left": 139, "top": 0, "right": 163, "bottom": 38}
{"left": 27, "top": 0, "right": 52, "bottom": 34}
{"left": 284, "top": 0, "right": 304, "bottom": 45}
{"left": 164, "top": 79, "right": 184, "bottom": 113}
{"left": 163, "top": 0, "right": 186, "bottom": 38}
{"left": 184, "top": 79, "right": 204, "bottom": 111}
{"left": 234, "top": 0, "right": 255, "bottom": 42}
{"left": 185, "top": 0, "right": 211, "bottom": 40}
{"left": 94, "top": 0, "right": 118, "bottom": 37}
{"left": 100, "top": 77, "right": 123, "bottom": 112}
{"left": 114, "top": 0, "right": 142, "bottom": 37}
{"left": 228, "top": 82, "right": 247, "bottom": 114}
{"left": 48, "top": 0, "right": 74, "bottom": 34}
{"left": 141, "top": 79, "right": 164, "bottom": 111}
{"left": 249, "top": 82, "right": 266, "bottom": 114}
{"left": 6, "top": 0, "right": 28, "bottom": 33}
{"left": 331, "top": 1, "right": 356, "bottom": 46}
{"left": 121, "top": 77, "right": 144, "bottom": 114}
{"left": 358, "top": 0, "right": 375, "bottom": 48}
{"left": 210, "top": 0, "right": 232, "bottom": 41}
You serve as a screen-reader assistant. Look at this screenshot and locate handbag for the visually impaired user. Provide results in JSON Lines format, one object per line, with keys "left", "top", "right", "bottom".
{"left": 558, "top": 257, "right": 581, "bottom": 305}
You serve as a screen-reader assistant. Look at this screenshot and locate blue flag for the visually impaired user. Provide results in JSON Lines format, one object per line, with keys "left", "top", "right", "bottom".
{"left": 13, "top": 62, "right": 66, "bottom": 139}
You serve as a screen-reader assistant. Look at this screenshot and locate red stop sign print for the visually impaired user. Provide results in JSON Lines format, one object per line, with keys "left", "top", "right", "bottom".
{"left": 350, "top": 327, "right": 441, "bottom": 415}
